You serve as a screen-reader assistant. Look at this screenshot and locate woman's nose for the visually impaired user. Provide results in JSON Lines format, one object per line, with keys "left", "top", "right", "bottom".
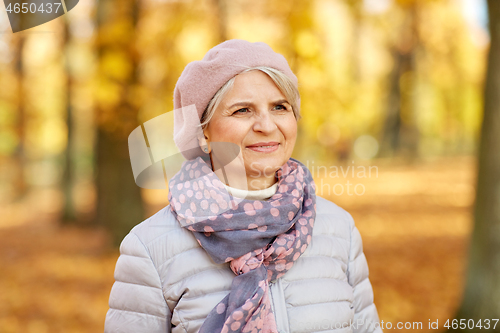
{"left": 252, "top": 111, "right": 277, "bottom": 133}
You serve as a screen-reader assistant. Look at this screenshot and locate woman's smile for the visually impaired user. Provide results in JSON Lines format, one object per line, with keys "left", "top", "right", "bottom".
{"left": 246, "top": 142, "right": 280, "bottom": 153}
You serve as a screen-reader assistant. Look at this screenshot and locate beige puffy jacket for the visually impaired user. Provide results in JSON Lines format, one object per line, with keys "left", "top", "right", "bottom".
{"left": 104, "top": 196, "right": 383, "bottom": 333}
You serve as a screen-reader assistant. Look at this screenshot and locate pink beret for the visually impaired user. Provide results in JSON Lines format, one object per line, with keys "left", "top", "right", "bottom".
{"left": 173, "top": 39, "right": 298, "bottom": 160}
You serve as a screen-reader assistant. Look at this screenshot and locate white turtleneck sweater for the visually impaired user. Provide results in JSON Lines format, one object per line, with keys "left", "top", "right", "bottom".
{"left": 222, "top": 182, "right": 278, "bottom": 201}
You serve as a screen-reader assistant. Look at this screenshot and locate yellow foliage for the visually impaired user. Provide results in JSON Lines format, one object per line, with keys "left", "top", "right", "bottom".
{"left": 176, "top": 25, "right": 214, "bottom": 62}
{"left": 100, "top": 49, "right": 133, "bottom": 82}
{"left": 94, "top": 78, "right": 122, "bottom": 112}
{"left": 295, "top": 31, "right": 321, "bottom": 58}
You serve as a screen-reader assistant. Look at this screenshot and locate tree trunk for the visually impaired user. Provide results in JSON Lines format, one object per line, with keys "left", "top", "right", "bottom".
{"left": 61, "top": 17, "right": 76, "bottom": 224}
{"left": 452, "top": 0, "right": 500, "bottom": 328}
{"left": 95, "top": 126, "right": 144, "bottom": 246}
{"left": 94, "top": 0, "right": 144, "bottom": 246}
{"left": 379, "top": 3, "right": 420, "bottom": 158}
{"left": 13, "top": 33, "right": 27, "bottom": 201}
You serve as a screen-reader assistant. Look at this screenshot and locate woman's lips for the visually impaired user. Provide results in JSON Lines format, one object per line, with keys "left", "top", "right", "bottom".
{"left": 246, "top": 142, "right": 280, "bottom": 153}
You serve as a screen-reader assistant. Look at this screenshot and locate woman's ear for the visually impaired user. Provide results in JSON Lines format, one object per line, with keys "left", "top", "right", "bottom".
{"left": 198, "top": 133, "right": 210, "bottom": 154}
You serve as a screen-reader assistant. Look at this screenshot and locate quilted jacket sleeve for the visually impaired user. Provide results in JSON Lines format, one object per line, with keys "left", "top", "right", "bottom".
{"left": 346, "top": 212, "right": 383, "bottom": 333}
{"left": 104, "top": 231, "right": 171, "bottom": 333}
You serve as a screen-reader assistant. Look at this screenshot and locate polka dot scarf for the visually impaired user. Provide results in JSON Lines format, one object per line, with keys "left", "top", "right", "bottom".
{"left": 168, "top": 156, "right": 317, "bottom": 333}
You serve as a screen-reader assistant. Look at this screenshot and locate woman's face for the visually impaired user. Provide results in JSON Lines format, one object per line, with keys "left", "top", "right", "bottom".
{"left": 203, "top": 70, "right": 297, "bottom": 190}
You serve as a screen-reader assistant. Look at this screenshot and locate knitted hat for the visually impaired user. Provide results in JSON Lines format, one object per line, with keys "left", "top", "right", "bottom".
{"left": 173, "top": 39, "right": 298, "bottom": 160}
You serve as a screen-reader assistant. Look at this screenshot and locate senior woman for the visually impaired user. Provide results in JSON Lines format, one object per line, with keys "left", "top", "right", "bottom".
{"left": 104, "top": 39, "right": 382, "bottom": 333}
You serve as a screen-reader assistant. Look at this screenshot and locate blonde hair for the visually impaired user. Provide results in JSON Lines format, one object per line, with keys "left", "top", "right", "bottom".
{"left": 199, "top": 66, "right": 301, "bottom": 129}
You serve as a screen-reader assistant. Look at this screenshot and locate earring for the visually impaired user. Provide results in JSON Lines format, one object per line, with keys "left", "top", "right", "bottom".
{"left": 203, "top": 147, "right": 209, "bottom": 153}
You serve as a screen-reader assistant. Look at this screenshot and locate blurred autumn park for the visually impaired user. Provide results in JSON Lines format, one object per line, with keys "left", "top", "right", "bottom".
{"left": 1, "top": 0, "right": 500, "bottom": 332}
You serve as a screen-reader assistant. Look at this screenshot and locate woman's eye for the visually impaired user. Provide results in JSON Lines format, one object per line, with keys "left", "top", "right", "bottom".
{"left": 233, "top": 108, "right": 249, "bottom": 115}
{"left": 274, "top": 104, "right": 287, "bottom": 111}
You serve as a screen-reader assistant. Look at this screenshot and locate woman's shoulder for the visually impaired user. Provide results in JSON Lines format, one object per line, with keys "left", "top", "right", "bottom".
{"left": 314, "top": 195, "right": 356, "bottom": 241}
{"left": 118, "top": 204, "right": 201, "bottom": 267}
{"left": 126, "top": 204, "right": 186, "bottom": 246}
{"left": 316, "top": 196, "right": 354, "bottom": 222}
